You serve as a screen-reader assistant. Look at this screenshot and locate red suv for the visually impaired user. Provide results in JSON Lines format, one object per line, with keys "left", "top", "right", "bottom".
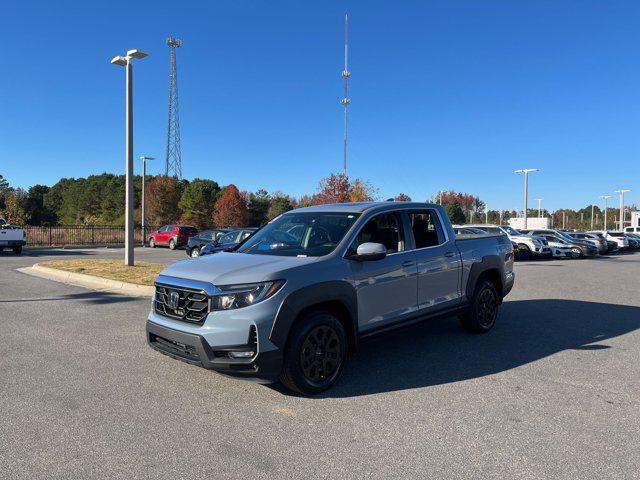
{"left": 149, "top": 225, "right": 198, "bottom": 250}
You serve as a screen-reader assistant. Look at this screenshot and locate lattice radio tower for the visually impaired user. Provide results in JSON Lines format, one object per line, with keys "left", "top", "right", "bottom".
{"left": 165, "top": 37, "right": 182, "bottom": 178}
{"left": 340, "top": 14, "right": 350, "bottom": 176}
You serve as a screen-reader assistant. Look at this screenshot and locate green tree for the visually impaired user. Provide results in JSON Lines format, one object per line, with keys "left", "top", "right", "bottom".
{"left": 247, "top": 189, "right": 271, "bottom": 226}
{"left": 100, "top": 176, "right": 126, "bottom": 225}
{"left": 178, "top": 178, "right": 220, "bottom": 228}
{"left": 444, "top": 202, "right": 466, "bottom": 224}
{"left": 27, "top": 185, "right": 57, "bottom": 225}
{"left": 267, "top": 193, "right": 293, "bottom": 220}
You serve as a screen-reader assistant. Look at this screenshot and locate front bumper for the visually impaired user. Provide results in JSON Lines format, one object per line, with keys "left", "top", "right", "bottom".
{"left": 0, "top": 240, "right": 26, "bottom": 247}
{"left": 146, "top": 320, "right": 282, "bottom": 381}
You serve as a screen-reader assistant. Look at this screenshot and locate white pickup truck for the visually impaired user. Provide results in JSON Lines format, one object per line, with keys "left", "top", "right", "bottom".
{"left": 0, "top": 217, "right": 26, "bottom": 254}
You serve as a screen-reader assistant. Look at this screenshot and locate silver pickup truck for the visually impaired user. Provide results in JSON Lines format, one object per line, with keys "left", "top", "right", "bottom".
{"left": 147, "top": 202, "right": 515, "bottom": 394}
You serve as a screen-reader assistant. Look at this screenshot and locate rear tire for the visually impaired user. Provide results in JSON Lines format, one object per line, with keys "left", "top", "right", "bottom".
{"left": 459, "top": 279, "right": 499, "bottom": 334}
{"left": 169, "top": 238, "right": 176, "bottom": 250}
{"left": 12, "top": 246, "right": 22, "bottom": 255}
{"left": 280, "top": 311, "right": 347, "bottom": 395}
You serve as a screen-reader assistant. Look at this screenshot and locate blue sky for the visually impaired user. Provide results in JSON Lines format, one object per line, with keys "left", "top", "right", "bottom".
{"left": 1, "top": 0, "right": 639, "bottom": 211}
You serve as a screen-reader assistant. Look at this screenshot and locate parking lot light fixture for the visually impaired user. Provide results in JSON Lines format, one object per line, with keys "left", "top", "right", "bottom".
{"left": 601, "top": 195, "right": 612, "bottom": 230}
{"left": 140, "top": 156, "right": 155, "bottom": 247}
{"left": 111, "top": 49, "right": 148, "bottom": 266}
{"left": 615, "top": 189, "right": 630, "bottom": 230}
{"left": 514, "top": 169, "right": 538, "bottom": 229}
{"left": 591, "top": 204, "right": 595, "bottom": 230}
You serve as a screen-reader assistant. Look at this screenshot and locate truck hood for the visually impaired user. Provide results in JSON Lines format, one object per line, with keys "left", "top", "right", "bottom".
{"left": 158, "top": 251, "right": 320, "bottom": 285}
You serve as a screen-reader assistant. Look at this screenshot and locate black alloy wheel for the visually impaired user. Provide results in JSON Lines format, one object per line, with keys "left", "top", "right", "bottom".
{"left": 476, "top": 288, "right": 498, "bottom": 328}
{"left": 280, "top": 311, "right": 347, "bottom": 395}
{"left": 459, "top": 279, "right": 500, "bottom": 333}
{"left": 299, "top": 325, "right": 342, "bottom": 386}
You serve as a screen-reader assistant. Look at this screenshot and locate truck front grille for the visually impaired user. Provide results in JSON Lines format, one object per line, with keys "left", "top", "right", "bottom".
{"left": 154, "top": 284, "right": 210, "bottom": 324}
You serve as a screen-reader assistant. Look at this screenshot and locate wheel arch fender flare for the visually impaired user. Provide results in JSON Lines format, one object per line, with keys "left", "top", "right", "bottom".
{"left": 270, "top": 281, "right": 358, "bottom": 352}
{"left": 465, "top": 256, "right": 505, "bottom": 301}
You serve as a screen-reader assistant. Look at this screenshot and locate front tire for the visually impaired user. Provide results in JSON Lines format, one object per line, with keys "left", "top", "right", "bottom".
{"left": 517, "top": 244, "right": 532, "bottom": 260}
{"left": 460, "top": 279, "right": 499, "bottom": 333}
{"left": 570, "top": 247, "right": 582, "bottom": 259}
{"left": 12, "top": 246, "right": 22, "bottom": 255}
{"left": 280, "top": 311, "right": 347, "bottom": 395}
{"left": 169, "top": 238, "right": 176, "bottom": 250}
{"left": 190, "top": 247, "right": 200, "bottom": 258}
{"left": 149, "top": 238, "right": 156, "bottom": 248}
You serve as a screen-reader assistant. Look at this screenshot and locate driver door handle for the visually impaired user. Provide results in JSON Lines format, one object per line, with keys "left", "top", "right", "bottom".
{"left": 444, "top": 251, "right": 456, "bottom": 258}
{"left": 402, "top": 260, "right": 415, "bottom": 267}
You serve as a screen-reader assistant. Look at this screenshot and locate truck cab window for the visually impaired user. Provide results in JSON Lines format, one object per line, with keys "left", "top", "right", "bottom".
{"left": 407, "top": 210, "right": 444, "bottom": 248}
{"left": 350, "top": 213, "right": 403, "bottom": 254}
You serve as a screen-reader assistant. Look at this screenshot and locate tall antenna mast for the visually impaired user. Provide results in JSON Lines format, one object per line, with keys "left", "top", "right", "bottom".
{"left": 340, "top": 14, "right": 350, "bottom": 176}
{"left": 165, "top": 36, "right": 182, "bottom": 179}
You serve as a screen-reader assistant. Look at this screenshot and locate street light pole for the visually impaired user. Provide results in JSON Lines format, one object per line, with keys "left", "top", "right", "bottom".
{"left": 601, "top": 195, "right": 612, "bottom": 231}
{"left": 111, "top": 49, "right": 148, "bottom": 266}
{"left": 590, "top": 204, "right": 595, "bottom": 230}
{"left": 140, "top": 156, "right": 155, "bottom": 247}
{"left": 535, "top": 198, "right": 543, "bottom": 218}
{"left": 615, "top": 189, "right": 630, "bottom": 230}
{"left": 515, "top": 168, "right": 538, "bottom": 230}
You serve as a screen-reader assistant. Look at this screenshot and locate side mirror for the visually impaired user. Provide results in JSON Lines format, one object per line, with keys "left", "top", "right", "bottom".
{"left": 348, "top": 242, "right": 387, "bottom": 261}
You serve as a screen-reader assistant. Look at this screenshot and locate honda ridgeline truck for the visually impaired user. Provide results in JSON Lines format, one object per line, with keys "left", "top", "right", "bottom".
{"left": 147, "top": 202, "right": 515, "bottom": 394}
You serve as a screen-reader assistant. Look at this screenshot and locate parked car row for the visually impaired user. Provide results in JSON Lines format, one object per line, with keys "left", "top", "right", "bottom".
{"left": 455, "top": 224, "right": 640, "bottom": 260}
{"left": 147, "top": 225, "right": 258, "bottom": 257}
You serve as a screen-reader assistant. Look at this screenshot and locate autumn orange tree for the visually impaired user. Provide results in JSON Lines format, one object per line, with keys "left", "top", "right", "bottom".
{"left": 394, "top": 193, "right": 412, "bottom": 201}
{"left": 437, "top": 190, "right": 485, "bottom": 213}
{"left": 312, "top": 173, "right": 377, "bottom": 205}
{"left": 146, "top": 175, "right": 181, "bottom": 225}
{"left": 213, "top": 184, "right": 249, "bottom": 227}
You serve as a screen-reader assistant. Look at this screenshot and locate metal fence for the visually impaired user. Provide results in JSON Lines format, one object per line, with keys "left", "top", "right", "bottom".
{"left": 24, "top": 225, "right": 161, "bottom": 247}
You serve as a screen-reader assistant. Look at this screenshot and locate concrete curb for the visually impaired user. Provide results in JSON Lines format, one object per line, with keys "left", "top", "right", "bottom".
{"left": 18, "top": 263, "right": 154, "bottom": 297}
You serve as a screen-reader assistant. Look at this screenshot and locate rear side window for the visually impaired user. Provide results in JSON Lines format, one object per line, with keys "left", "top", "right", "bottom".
{"left": 407, "top": 210, "right": 445, "bottom": 248}
{"left": 349, "top": 213, "right": 404, "bottom": 254}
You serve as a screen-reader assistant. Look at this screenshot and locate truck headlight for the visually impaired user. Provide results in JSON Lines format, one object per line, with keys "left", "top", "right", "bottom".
{"left": 211, "top": 280, "right": 285, "bottom": 310}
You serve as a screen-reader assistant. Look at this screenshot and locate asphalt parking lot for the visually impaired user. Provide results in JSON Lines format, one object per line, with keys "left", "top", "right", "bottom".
{"left": 1, "top": 247, "right": 639, "bottom": 479}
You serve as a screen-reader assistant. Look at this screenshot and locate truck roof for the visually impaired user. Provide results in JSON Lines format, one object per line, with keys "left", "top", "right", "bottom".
{"left": 292, "top": 201, "right": 439, "bottom": 214}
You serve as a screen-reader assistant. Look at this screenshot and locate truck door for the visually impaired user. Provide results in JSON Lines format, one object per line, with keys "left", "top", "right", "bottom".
{"left": 406, "top": 209, "right": 462, "bottom": 313}
{"left": 346, "top": 212, "right": 418, "bottom": 331}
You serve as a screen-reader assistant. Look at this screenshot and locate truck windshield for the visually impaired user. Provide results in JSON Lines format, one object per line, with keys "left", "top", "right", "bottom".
{"left": 237, "top": 212, "right": 360, "bottom": 257}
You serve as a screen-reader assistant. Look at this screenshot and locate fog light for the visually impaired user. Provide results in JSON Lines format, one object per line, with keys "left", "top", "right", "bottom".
{"left": 228, "top": 351, "right": 255, "bottom": 359}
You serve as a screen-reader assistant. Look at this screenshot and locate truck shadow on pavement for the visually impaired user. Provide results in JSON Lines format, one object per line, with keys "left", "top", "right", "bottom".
{"left": 0, "top": 290, "right": 139, "bottom": 305}
{"left": 321, "top": 299, "right": 640, "bottom": 398}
